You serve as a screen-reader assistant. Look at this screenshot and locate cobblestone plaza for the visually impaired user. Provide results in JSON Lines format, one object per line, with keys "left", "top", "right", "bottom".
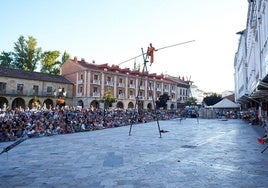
{"left": 0, "top": 118, "right": 267, "bottom": 187}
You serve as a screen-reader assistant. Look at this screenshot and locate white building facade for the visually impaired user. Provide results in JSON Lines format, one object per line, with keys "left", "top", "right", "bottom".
{"left": 234, "top": 0, "right": 268, "bottom": 119}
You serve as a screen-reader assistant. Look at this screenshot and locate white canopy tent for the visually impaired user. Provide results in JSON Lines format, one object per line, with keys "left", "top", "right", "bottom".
{"left": 211, "top": 98, "right": 241, "bottom": 109}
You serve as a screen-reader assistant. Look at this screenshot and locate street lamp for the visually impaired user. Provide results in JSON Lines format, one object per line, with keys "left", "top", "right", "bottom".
{"left": 54, "top": 87, "right": 67, "bottom": 106}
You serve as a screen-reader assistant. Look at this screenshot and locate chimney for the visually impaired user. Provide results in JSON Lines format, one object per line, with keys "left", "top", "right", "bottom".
{"left": 74, "top": 56, "right": 78, "bottom": 63}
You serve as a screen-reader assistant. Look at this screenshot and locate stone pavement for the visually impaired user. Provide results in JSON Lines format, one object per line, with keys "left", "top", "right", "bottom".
{"left": 0, "top": 118, "right": 268, "bottom": 188}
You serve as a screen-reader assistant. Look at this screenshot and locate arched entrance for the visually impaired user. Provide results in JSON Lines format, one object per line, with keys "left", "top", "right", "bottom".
{"left": 116, "top": 101, "right": 124, "bottom": 109}
{"left": 0, "top": 97, "right": 8, "bottom": 109}
{"left": 12, "top": 97, "right": 26, "bottom": 109}
{"left": 147, "top": 103, "right": 152, "bottom": 110}
{"left": 44, "top": 99, "right": 54, "bottom": 109}
{"left": 28, "top": 98, "right": 41, "bottom": 109}
{"left": 90, "top": 100, "right": 99, "bottom": 109}
{"left": 128, "top": 102, "right": 134, "bottom": 109}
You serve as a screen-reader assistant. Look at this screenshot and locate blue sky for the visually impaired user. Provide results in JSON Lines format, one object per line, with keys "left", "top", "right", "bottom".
{"left": 0, "top": 0, "right": 248, "bottom": 93}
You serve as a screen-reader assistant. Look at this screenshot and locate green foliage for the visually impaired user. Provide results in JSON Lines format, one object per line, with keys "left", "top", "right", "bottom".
{"left": 185, "top": 97, "right": 197, "bottom": 106}
{"left": 0, "top": 51, "right": 14, "bottom": 68}
{"left": 203, "top": 93, "right": 222, "bottom": 106}
{"left": 101, "top": 88, "right": 116, "bottom": 109}
{"left": 13, "top": 35, "right": 42, "bottom": 71}
{"left": 32, "top": 96, "right": 40, "bottom": 108}
{"left": 156, "top": 93, "right": 170, "bottom": 109}
{"left": 40, "top": 50, "right": 61, "bottom": 74}
{"left": 0, "top": 35, "right": 71, "bottom": 74}
{"left": 61, "top": 51, "right": 71, "bottom": 65}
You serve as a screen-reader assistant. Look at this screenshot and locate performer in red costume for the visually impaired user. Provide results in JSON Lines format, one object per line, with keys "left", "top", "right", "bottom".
{"left": 147, "top": 43, "right": 157, "bottom": 66}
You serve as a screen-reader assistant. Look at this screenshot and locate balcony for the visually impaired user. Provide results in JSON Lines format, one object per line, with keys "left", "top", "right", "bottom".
{"left": 171, "top": 99, "right": 177, "bottom": 102}
{"left": 118, "top": 83, "right": 125, "bottom": 87}
{"left": 106, "top": 81, "right": 114, "bottom": 86}
{"left": 118, "top": 94, "right": 125, "bottom": 99}
{"left": 139, "top": 85, "right": 145, "bottom": 90}
{"left": 164, "top": 89, "right": 169, "bottom": 93}
{"left": 137, "top": 96, "right": 144, "bottom": 100}
{"left": 92, "top": 92, "right": 100, "bottom": 97}
{"left": 129, "top": 95, "right": 135, "bottom": 99}
{"left": 93, "top": 80, "right": 100, "bottom": 85}
{"left": 156, "top": 88, "right": 162, "bottom": 92}
{"left": 129, "top": 84, "right": 135, "bottom": 89}
{"left": 77, "top": 79, "right": 84, "bottom": 84}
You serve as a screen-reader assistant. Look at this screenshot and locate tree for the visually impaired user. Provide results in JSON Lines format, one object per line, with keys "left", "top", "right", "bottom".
{"left": 61, "top": 51, "right": 71, "bottom": 65}
{"left": 156, "top": 93, "right": 170, "bottom": 109}
{"left": 101, "top": 88, "right": 116, "bottom": 110}
{"left": 0, "top": 51, "right": 14, "bottom": 68}
{"left": 13, "top": 35, "right": 42, "bottom": 71}
{"left": 40, "top": 50, "right": 61, "bottom": 74}
{"left": 1, "top": 35, "right": 70, "bottom": 74}
{"left": 185, "top": 97, "right": 197, "bottom": 106}
{"left": 203, "top": 93, "right": 222, "bottom": 106}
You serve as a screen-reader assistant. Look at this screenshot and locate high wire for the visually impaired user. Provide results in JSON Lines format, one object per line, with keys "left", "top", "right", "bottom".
{"left": 117, "top": 40, "right": 195, "bottom": 66}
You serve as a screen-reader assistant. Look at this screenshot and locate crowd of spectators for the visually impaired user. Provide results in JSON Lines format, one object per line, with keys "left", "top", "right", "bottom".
{"left": 0, "top": 106, "right": 178, "bottom": 142}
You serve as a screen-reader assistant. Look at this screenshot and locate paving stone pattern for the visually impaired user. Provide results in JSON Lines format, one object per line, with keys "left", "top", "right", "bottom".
{"left": 0, "top": 118, "right": 267, "bottom": 188}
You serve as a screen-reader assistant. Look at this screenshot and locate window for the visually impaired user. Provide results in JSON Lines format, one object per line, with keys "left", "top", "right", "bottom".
{"left": 80, "top": 74, "right": 83, "bottom": 80}
{"left": 93, "top": 87, "right": 98, "bottom": 93}
{"left": 149, "top": 82, "right": 153, "bottom": 88}
{"left": 79, "top": 86, "right": 83, "bottom": 93}
{"left": 94, "top": 74, "right": 98, "bottom": 80}
{"left": 0, "top": 82, "right": 6, "bottom": 93}
{"left": 17, "top": 84, "right": 23, "bottom": 94}
{"left": 119, "top": 78, "right": 123, "bottom": 83}
{"left": 33, "top": 85, "right": 39, "bottom": 95}
{"left": 47, "top": 86, "right": 52, "bottom": 94}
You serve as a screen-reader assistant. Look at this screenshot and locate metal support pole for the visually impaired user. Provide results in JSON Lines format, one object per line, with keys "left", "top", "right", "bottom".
{"left": 129, "top": 46, "right": 162, "bottom": 138}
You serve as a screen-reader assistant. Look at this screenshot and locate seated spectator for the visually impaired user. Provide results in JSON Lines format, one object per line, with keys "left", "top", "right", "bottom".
{"left": 0, "top": 130, "right": 6, "bottom": 141}
{"left": 6, "top": 129, "right": 17, "bottom": 141}
{"left": 0, "top": 107, "right": 178, "bottom": 142}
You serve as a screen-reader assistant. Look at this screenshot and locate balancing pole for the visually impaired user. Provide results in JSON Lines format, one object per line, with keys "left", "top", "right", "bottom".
{"left": 118, "top": 40, "right": 195, "bottom": 66}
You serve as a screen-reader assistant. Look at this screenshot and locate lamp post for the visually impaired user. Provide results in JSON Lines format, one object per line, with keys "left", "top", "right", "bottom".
{"left": 54, "top": 87, "right": 67, "bottom": 106}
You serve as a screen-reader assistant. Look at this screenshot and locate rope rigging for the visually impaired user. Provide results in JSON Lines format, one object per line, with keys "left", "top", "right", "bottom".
{"left": 117, "top": 40, "right": 195, "bottom": 66}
